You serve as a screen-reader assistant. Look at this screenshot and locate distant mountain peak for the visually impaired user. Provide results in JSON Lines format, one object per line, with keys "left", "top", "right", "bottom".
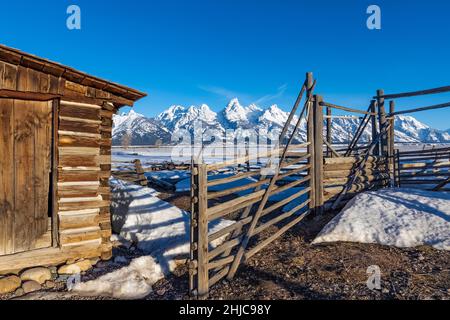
{"left": 112, "top": 99, "right": 450, "bottom": 146}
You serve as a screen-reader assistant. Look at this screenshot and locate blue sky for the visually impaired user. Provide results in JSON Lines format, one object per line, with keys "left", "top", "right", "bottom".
{"left": 1, "top": 0, "right": 450, "bottom": 129}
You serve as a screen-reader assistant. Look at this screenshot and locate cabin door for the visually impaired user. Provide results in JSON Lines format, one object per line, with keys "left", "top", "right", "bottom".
{"left": 0, "top": 99, "right": 53, "bottom": 255}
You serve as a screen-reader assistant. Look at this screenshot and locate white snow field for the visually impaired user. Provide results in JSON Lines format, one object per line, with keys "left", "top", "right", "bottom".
{"left": 72, "top": 178, "right": 233, "bottom": 299}
{"left": 313, "top": 188, "right": 450, "bottom": 251}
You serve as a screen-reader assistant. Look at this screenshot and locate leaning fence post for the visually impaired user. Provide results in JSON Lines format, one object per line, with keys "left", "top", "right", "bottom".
{"left": 313, "top": 95, "right": 324, "bottom": 214}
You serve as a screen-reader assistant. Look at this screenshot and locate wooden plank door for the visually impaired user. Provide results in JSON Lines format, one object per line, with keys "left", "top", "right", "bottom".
{"left": 0, "top": 99, "right": 53, "bottom": 255}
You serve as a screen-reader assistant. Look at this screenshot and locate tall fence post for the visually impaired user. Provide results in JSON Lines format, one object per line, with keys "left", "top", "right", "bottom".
{"left": 377, "top": 89, "right": 388, "bottom": 157}
{"left": 326, "top": 106, "right": 332, "bottom": 157}
{"left": 388, "top": 101, "right": 396, "bottom": 186}
{"left": 306, "top": 75, "right": 316, "bottom": 213}
{"left": 191, "top": 163, "right": 209, "bottom": 298}
{"left": 313, "top": 95, "right": 324, "bottom": 214}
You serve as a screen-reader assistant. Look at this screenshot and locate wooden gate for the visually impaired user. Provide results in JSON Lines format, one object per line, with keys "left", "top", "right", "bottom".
{"left": 0, "top": 99, "right": 53, "bottom": 255}
{"left": 189, "top": 73, "right": 320, "bottom": 298}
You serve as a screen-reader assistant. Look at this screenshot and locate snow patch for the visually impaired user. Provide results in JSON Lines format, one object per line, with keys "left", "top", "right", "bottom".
{"left": 73, "top": 178, "right": 233, "bottom": 299}
{"left": 313, "top": 188, "right": 450, "bottom": 250}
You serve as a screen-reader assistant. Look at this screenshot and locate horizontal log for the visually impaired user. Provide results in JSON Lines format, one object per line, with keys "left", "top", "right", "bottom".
{"left": 324, "top": 173, "right": 390, "bottom": 186}
{"left": 400, "top": 161, "right": 450, "bottom": 169}
{"left": 324, "top": 162, "right": 387, "bottom": 171}
{"left": 324, "top": 156, "right": 385, "bottom": 165}
{"left": 59, "top": 135, "right": 100, "bottom": 148}
{"left": 59, "top": 118, "right": 100, "bottom": 134}
{"left": 390, "top": 102, "right": 450, "bottom": 116}
{"left": 58, "top": 130, "right": 101, "bottom": 139}
{"left": 59, "top": 116, "right": 102, "bottom": 125}
{"left": 320, "top": 102, "right": 377, "bottom": 115}
{"left": 59, "top": 226, "right": 102, "bottom": 245}
{"left": 59, "top": 155, "right": 99, "bottom": 168}
{"left": 399, "top": 172, "right": 450, "bottom": 178}
{"left": 58, "top": 170, "right": 100, "bottom": 182}
{"left": 58, "top": 200, "right": 109, "bottom": 211}
{"left": 399, "top": 179, "right": 445, "bottom": 184}
{"left": 376, "top": 86, "right": 450, "bottom": 100}
{"left": 60, "top": 103, "right": 100, "bottom": 121}
{"left": 0, "top": 243, "right": 102, "bottom": 273}
{"left": 59, "top": 211, "right": 100, "bottom": 230}
{"left": 61, "top": 100, "right": 102, "bottom": 109}
{"left": 398, "top": 146, "right": 450, "bottom": 156}
{"left": 324, "top": 181, "right": 384, "bottom": 197}
{"left": 59, "top": 147, "right": 100, "bottom": 156}
{"left": 324, "top": 168, "right": 384, "bottom": 179}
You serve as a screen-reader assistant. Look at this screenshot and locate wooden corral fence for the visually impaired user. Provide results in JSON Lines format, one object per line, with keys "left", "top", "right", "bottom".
{"left": 395, "top": 147, "right": 450, "bottom": 191}
{"left": 112, "top": 159, "right": 190, "bottom": 187}
{"left": 188, "top": 73, "right": 450, "bottom": 298}
{"left": 189, "top": 143, "right": 313, "bottom": 297}
{"left": 189, "top": 72, "right": 320, "bottom": 298}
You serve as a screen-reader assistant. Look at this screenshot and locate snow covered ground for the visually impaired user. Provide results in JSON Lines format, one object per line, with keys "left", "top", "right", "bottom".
{"left": 313, "top": 188, "right": 450, "bottom": 251}
{"left": 72, "top": 178, "right": 233, "bottom": 299}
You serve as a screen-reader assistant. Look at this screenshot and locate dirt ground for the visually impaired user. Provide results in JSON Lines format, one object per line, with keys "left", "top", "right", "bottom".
{"left": 146, "top": 216, "right": 449, "bottom": 300}
{"left": 147, "top": 188, "right": 450, "bottom": 300}
{"left": 3, "top": 178, "right": 449, "bottom": 300}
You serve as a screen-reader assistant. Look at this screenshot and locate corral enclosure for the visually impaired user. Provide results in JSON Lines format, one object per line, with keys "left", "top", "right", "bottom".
{"left": 187, "top": 73, "right": 450, "bottom": 298}
{"left": 0, "top": 45, "right": 145, "bottom": 272}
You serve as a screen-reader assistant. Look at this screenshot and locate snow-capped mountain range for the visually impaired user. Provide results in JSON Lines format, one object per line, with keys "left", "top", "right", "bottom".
{"left": 112, "top": 98, "right": 450, "bottom": 145}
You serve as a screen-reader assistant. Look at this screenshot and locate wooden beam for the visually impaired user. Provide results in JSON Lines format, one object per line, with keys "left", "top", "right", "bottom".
{"left": 376, "top": 85, "right": 450, "bottom": 100}
{"left": 320, "top": 101, "right": 377, "bottom": 115}
{"left": 389, "top": 101, "right": 450, "bottom": 116}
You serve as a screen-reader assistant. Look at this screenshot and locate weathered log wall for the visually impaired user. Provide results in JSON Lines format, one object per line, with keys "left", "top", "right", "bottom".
{"left": 57, "top": 100, "right": 112, "bottom": 259}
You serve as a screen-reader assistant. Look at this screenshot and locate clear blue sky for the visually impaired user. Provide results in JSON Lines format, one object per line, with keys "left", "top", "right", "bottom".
{"left": 1, "top": 0, "right": 450, "bottom": 129}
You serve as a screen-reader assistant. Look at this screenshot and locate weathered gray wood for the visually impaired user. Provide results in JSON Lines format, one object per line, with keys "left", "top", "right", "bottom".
{"left": 377, "top": 89, "right": 388, "bottom": 157}
{"left": 0, "top": 99, "right": 14, "bottom": 255}
{"left": 389, "top": 102, "right": 450, "bottom": 116}
{"left": 196, "top": 164, "right": 209, "bottom": 299}
{"left": 326, "top": 107, "right": 332, "bottom": 157}
{"left": 377, "top": 85, "right": 450, "bottom": 100}
{"left": 320, "top": 101, "right": 377, "bottom": 115}
{"left": 371, "top": 101, "right": 379, "bottom": 156}
{"left": 313, "top": 95, "right": 324, "bottom": 214}
{"left": 227, "top": 78, "right": 316, "bottom": 280}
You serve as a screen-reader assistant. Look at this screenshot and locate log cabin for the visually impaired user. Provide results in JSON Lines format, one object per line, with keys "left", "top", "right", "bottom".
{"left": 0, "top": 44, "right": 146, "bottom": 273}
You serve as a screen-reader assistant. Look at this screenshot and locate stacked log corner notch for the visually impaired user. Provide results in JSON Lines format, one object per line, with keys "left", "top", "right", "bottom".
{"left": 57, "top": 100, "right": 113, "bottom": 260}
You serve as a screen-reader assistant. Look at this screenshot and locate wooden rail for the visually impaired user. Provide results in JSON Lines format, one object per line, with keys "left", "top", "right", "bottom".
{"left": 396, "top": 147, "right": 450, "bottom": 191}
